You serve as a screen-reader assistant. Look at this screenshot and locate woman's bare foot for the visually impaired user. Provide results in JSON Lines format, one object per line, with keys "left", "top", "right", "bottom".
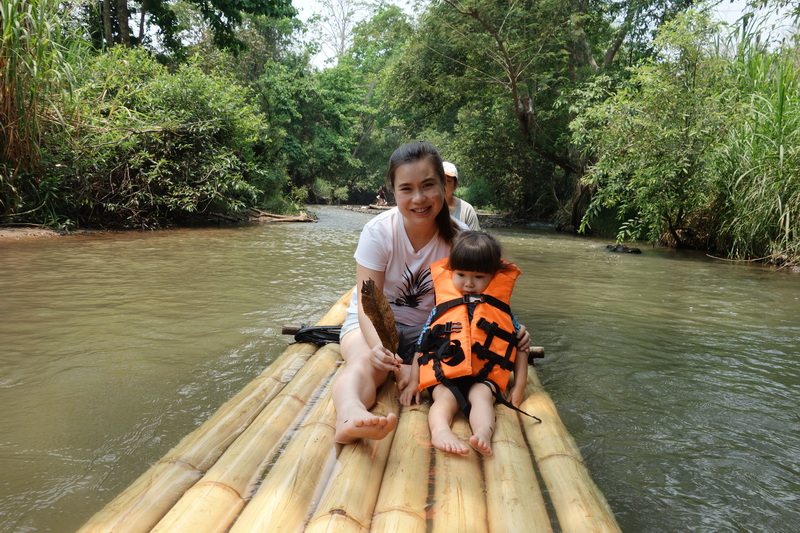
{"left": 469, "top": 433, "right": 493, "bottom": 456}
{"left": 431, "top": 427, "right": 470, "bottom": 454}
{"left": 334, "top": 411, "right": 397, "bottom": 444}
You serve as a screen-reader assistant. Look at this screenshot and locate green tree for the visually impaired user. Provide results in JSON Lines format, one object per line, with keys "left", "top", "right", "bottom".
{"left": 574, "top": 9, "right": 732, "bottom": 247}
{"left": 336, "top": 3, "right": 414, "bottom": 201}
{"left": 382, "top": 0, "right": 694, "bottom": 221}
{"left": 80, "top": 0, "right": 296, "bottom": 54}
{"left": 252, "top": 58, "right": 366, "bottom": 203}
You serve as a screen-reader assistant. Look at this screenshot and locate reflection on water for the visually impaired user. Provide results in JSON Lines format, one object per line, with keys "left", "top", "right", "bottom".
{"left": 499, "top": 228, "right": 800, "bottom": 532}
{"left": 1, "top": 206, "right": 798, "bottom": 532}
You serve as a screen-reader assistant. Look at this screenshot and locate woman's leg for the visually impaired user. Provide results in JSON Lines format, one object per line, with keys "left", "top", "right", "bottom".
{"left": 428, "top": 385, "right": 469, "bottom": 454}
{"left": 333, "top": 329, "right": 397, "bottom": 443}
{"left": 467, "top": 383, "right": 497, "bottom": 456}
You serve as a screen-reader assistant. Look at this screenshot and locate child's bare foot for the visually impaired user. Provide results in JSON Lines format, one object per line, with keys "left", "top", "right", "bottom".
{"left": 469, "top": 434, "right": 493, "bottom": 456}
{"left": 335, "top": 411, "right": 397, "bottom": 444}
{"left": 431, "top": 427, "right": 470, "bottom": 454}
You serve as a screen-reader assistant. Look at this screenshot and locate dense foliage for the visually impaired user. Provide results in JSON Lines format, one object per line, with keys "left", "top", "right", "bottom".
{"left": 0, "top": 0, "right": 797, "bottom": 264}
{"left": 575, "top": 8, "right": 800, "bottom": 264}
{"left": 574, "top": 10, "right": 733, "bottom": 248}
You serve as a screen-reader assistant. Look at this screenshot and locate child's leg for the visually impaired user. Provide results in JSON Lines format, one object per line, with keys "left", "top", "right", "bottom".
{"left": 467, "top": 383, "right": 497, "bottom": 456}
{"left": 428, "top": 385, "right": 469, "bottom": 454}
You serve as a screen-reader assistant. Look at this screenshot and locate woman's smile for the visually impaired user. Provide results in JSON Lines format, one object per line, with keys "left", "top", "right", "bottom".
{"left": 393, "top": 158, "right": 444, "bottom": 225}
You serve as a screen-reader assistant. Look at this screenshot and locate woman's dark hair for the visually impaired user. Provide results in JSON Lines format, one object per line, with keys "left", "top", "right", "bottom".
{"left": 385, "top": 141, "right": 460, "bottom": 243}
{"left": 448, "top": 231, "right": 509, "bottom": 274}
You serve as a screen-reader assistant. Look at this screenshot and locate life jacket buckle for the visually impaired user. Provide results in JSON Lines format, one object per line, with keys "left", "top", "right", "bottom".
{"left": 462, "top": 294, "right": 484, "bottom": 304}
{"left": 444, "top": 321, "right": 462, "bottom": 334}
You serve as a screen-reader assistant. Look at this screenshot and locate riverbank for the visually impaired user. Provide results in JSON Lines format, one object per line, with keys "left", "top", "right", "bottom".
{"left": 337, "top": 204, "right": 530, "bottom": 228}
{"left": 0, "top": 206, "right": 524, "bottom": 243}
{"left": 0, "top": 226, "right": 70, "bottom": 240}
{"left": 0, "top": 210, "right": 315, "bottom": 242}
{"left": 3, "top": 209, "right": 795, "bottom": 272}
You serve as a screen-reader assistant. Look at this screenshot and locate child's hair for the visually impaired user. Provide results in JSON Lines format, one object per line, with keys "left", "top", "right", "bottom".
{"left": 448, "top": 231, "right": 509, "bottom": 274}
{"left": 385, "top": 141, "right": 460, "bottom": 243}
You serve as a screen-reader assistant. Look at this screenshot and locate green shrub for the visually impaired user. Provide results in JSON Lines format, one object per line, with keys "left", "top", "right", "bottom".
{"left": 460, "top": 178, "right": 496, "bottom": 211}
{"left": 708, "top": 34, "right": 800, "bottom": 263}
{"left": 1, "top": 0, "right": 74, "bottom": 220}
{"left": 574, "top": 10, "right": 731, "bottom": 248}
{"left": 38, "top": 48, "right": 288, "bottom": 228}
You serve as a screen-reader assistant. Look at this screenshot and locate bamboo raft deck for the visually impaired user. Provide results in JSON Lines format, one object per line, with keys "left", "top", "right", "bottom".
{"left": 79, "top": 290, "right": 620, "bottom": 533}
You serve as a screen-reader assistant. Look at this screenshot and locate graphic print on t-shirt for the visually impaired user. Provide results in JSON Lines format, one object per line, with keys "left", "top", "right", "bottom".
{"left": 393, "top": 264, "right": 432, "bottom": 308}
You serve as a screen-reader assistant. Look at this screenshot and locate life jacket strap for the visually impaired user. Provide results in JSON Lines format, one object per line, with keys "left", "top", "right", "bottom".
{"left": 482, "top": 379, "right": 542, "bottom": 422}
{"left": 429, "top": 293, "right": 512, "bottom": 324}
{"left": 418, "top": 322, "right": 464, "bottom": 366}
{"left": 472, "top": 317, "right": 518, "bottom": 384}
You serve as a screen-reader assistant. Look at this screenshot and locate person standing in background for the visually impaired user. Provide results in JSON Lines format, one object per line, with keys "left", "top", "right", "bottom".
{"left": 443, "top": 162, "right": 480, "bottom": 230}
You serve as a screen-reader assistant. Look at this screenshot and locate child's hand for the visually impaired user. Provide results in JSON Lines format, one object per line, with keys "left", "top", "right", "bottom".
{"left": 395, "top": 364, "right": 412, "bottom": 391}
{"left": 399, "top": 382, "right": 420, "bottom": 406}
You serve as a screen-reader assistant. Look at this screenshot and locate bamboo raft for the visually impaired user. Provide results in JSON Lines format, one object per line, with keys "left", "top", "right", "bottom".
{"left": 78, "top": 290, "right": 620, "bottom": 533}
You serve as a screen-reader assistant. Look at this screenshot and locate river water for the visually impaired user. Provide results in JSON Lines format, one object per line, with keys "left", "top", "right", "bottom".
{"left": 0, "top": 206, "right": 797, "bottom": 532}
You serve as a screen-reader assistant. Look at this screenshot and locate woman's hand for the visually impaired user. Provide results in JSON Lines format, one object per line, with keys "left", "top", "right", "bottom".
{"left": 516, "top": 325, "right": 531, "bottom": 353}
{"left": 370, "top": 345, "right": 402, "bottom": 373}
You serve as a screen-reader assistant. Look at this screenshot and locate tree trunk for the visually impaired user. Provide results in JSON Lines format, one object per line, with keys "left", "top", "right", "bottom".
{"left": 139, "top": 0, "right": 147, "bottom": 44}
{"left": 102, "top": 0, "right": 113, "bottom": 48}
{"left": 117, "top": 0, "right": 131, "bottom": 47}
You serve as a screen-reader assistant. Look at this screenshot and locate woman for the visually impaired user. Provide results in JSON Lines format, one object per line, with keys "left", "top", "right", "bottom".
{"left": 333, "top": 141, "right": 529, "bottom": 444}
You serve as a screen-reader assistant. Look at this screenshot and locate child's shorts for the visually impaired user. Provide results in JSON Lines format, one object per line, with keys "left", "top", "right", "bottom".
{"left": 426, "top": 377, "right": 498, "bottom": 415}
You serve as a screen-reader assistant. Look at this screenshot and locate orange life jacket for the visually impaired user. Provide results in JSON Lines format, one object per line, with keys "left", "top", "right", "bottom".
{"left": 417, "top": 257, "right": 521, "bottom": 393}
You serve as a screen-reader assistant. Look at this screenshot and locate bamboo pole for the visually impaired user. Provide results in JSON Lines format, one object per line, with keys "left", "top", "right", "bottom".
{"left": 227, "top": 377, "right": 339, "bottom": 533}
{"left": 484, "top": 405, "right": 553, "bottom": 532}
{"left": 150, "top": 343, "right": 342, "bottom": 533}
{"left": 370, "top": 401, "right": 432, "bottom": 533}
{"left": 430, "top": 415, "right": 486, "bottom": 533}
{"left": 304, "top": 381, "right": 401, "bottom": 533}
{"left": 78, "top": 289, "right": 352, "bottom": 533}
{"left": 520, "top": 367, "right": 621, "bottom": 533}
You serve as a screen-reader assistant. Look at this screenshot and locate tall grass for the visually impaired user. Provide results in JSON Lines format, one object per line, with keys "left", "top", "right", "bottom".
{"left": 1, "top": 0, "right": 72, "bottom": 217}
{"left": 710, "top": 20, "right": 800, "bottom": 264}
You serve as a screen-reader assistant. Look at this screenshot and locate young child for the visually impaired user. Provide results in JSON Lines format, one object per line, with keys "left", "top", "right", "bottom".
{"left": 400, "top": 231, "right": 529, "bottom": 456}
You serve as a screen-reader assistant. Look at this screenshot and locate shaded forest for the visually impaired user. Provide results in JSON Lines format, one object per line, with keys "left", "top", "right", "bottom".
{"left": 1, "top": 0, "right": 798, "bottom": 265}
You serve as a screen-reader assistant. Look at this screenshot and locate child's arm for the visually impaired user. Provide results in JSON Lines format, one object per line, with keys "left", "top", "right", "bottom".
{"left": 399, "top": 305, "right": 435, "bottom": 402}
{"left": 509, "top": 312, "right": 528, "bottom": 407}
{"left": 509, "top": 346, "right": 528, "bottom": 407}
{"left": 399, "top": 354, "right": 421, "bottom": 406}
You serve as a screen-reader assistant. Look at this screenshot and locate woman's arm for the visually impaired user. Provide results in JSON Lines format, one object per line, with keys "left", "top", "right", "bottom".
{"left": 355, "top": 263, "right": 402, "bottom": 372}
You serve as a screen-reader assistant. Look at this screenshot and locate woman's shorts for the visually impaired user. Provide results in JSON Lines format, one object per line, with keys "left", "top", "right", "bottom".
{"left": 339, "top": 312, "right": 423, "bottom": 364}
{"left": 339, "top": 312, "right": 361, "bottom": 342}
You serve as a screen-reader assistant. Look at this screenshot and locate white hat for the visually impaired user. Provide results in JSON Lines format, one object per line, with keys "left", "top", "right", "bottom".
{"left": 443, "top": 161, "right": 458, "bottom": 178}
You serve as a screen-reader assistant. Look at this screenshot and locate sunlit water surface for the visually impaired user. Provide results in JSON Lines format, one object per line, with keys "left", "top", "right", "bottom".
{"left": 0, "top": 206, "right": 797, "bottom": 532}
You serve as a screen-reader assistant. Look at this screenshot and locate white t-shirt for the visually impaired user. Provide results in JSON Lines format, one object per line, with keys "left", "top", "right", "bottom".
{"left": 348, "top": 208, "right": 468, "bottom": 325}
{"left": 452, "top": 198, "right": 480, "bottom": 230}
